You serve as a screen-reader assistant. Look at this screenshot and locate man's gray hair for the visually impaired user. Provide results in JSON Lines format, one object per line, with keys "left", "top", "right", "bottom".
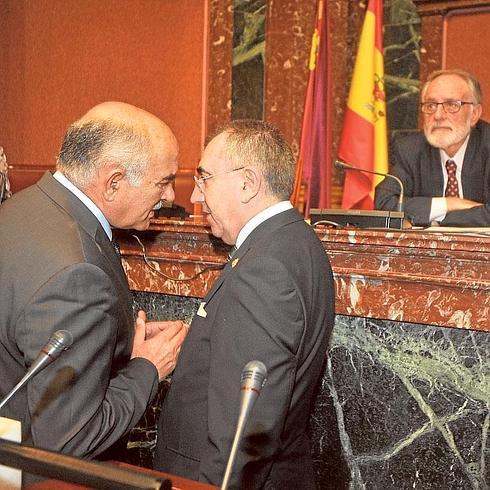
{"left": 421, "top": 69, "right": 483, "bottom": 104}
{"left": 217, "top": 119, "right": 296, "bottom": 200}
{"left": 56, "top": 120, "right": 151, "bottom": 188}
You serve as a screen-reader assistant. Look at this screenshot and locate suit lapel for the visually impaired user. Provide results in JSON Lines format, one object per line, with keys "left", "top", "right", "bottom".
{"left": 236, "top": 208, "right": 304, "bottom": 256}
{"left": 428, "top": 145, "right": 444, "bottom": 195}
{"left": 37, "top": 172, "right": 129, "bottom": 288}
{"left": 202, "top": 208, "right": 303, "bottom": 308}
{"left": 37, "top": 172, "right": 102, "bottom": 239}
{"left": 201, "top": 261, "right": 232, "bottom": 306}
{"left": 95, "top": 228, "right": 130, "bottom": 288}
{"left": 460, "top": 125, "right": 483, "bottom": 198}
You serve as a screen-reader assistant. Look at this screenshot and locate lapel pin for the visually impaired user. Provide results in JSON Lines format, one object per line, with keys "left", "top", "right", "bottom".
{"left": 197, "top": 302, "right": 207, "bottom": 318}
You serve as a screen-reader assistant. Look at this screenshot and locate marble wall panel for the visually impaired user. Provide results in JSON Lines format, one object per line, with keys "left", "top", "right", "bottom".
{"left": 264, "top": 0, "right": 316, "bottom": 158}
{"left": 207, "top": 1, "right": 424, "bottom": 206}
{"left": 312, "top": 315, "right": 489, "bottom": 489}
{"left": 117, "top": 222, "right": 490, "bottom": 332}
{"left": 207, "top": 0, "right": 234, "bottom": 138}
{"left": 231, "top": 0, "right": 266, "bottom": 120}
{"left": 255, "top": 1, "right": 422, "bottom": 205}
{"left": 384, "top": 0, "right": 422, "bottom": 138}
{"left": 121, "top": 293, "right": 489, "bottom": 489}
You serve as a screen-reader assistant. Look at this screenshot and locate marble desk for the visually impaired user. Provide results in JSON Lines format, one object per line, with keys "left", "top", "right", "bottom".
{"left": 114, "top": 219, "right": 489, "bottom": 490}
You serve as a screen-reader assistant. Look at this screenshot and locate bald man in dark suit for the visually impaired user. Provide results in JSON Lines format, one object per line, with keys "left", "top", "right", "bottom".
{"left": 0, "top": 102, "right": 188, "bottom": 481}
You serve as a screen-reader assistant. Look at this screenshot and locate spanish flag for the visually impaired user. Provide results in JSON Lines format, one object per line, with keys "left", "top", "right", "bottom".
{"left": 292, "top": 0, "right": 331, "bottom": 215}
{"left": 338, "top": 0, "right": 388, "bottom": 209}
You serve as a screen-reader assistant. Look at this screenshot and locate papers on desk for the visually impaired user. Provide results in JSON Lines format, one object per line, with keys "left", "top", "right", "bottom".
{"left": 0, "top": 417, "right": 21, "bottom": 489}
{"left": 411, "top": 226, "right": 490, "bottom": 236}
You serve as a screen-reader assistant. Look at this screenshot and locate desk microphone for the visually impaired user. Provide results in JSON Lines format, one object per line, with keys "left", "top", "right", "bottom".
{"left": 0, "top": 330, "right": 74, "bottom": 411}
{"left": 335, "top": 160, "right": 405, "bottom": 213}
{"left": 221, "top": 360, "right": 268, "bottom": 490}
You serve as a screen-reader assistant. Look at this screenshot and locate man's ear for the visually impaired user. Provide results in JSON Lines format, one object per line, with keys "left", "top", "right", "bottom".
{"left": 103, "top": 168, "right": 125, "bottom": 202}
{"left": 240, "top": 167, "right": 260, "bottom": 203}
{"left": 470, "top": 104, "right": 483, "bottom": 127}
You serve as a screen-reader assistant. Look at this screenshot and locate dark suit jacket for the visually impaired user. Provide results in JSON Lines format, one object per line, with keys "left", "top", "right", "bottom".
{"left": 374, "top": 120, "right": 490, "bottom": 226}
{"left": 0, "top": 173, "right": 158, "bottom": 460}
{"left": 154, "top": 208, "right": 335, "bottom": 489}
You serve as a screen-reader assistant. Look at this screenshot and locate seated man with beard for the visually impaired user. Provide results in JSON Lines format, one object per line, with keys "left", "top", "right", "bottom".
{"left": 375, "top": 69, "right": 490, "bottom": 226}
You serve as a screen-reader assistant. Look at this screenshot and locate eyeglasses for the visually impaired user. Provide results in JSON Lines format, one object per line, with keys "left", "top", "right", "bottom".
{"left": 193, "top": 166, "right": 245, "bottom": 192}
{"left": 420, "top": 100, "right": 475, "bottom": 114}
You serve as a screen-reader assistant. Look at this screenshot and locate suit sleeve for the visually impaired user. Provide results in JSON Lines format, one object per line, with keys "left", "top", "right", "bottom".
{"left": 441, "top": 203, "right": 490, "bottom": 226}
{"left": 17, "top": 263, "right": 159, "bottom": 457}
{"left": 200, "top": 256, "right": 303, "bottom": 488}
{"left": 375, "top": 137, "right": 433, "bottom": 226}
{"left": 441, "top": 141, "right": 490, "bottom": 226}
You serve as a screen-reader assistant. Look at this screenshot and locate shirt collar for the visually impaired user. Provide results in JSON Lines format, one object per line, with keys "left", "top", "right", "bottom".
{"left": 53, "top": 171, "right": 113, "bottom": 240}
{"left": 440, "top": 133, "right": 470, "bottom": 169}
{"left": 235, "top": 201, "right": 293, "bottom": 250}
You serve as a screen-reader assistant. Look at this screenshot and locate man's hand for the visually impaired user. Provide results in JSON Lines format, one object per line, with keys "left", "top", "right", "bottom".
{"left": 446, "top": 197, "right": 483, "bottom": 212}
{"left": 131, "top": 310, "right": 189, "bottom": 380}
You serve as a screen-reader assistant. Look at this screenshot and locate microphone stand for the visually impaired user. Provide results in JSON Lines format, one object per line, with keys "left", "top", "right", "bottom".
{"left": 335, "top": 160, "right": 405, "bottom": 213}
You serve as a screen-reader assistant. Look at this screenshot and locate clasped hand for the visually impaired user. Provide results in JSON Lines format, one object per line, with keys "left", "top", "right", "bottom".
{"left": 446, "top": 196, "right": 483, "bottom": 212}
{"left": 131, "top": 310, "right": 189, "bottom": 380}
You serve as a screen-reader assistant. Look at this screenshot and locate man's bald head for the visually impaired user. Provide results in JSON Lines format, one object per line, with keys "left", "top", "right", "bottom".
{"left": 57, "top": 101, "right": 176, "bottom": 189}
{"left": 77, "top": 101, "right": 174, "bottom": 138}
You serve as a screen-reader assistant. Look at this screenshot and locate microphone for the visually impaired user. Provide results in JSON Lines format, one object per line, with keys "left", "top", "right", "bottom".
{"left": 0, "top": 330, "right": 74, "bottom": 411}
{"left": 335, "top": 159, "right": 405, "bottom": 212}
{"left": 221, "top": 361, "right": 268, "bottom": 490}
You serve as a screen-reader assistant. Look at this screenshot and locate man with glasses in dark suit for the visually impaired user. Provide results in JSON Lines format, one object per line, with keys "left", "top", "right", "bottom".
{"left": 375, "top": 69, "right": 490, "bottom": 226}
{"left": 155, "top": 120, "right": 335, "bottom": 489}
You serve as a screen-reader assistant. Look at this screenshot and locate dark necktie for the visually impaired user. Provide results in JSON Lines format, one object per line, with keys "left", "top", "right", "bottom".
{"left": 112, "top": 239, "right": 121, "bottom": 257}
{"left": 445, "top": 160, "right": 459, "bottom": 197}
{"left": 227, "top": 245, "right": 237, "bottom": 261}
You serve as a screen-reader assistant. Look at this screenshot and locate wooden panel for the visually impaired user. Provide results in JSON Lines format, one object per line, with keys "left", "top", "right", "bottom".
{"left": 0, "top": 0, "right": 207, "bottom": 211}
{"left": 415, "top": 1, "right": 490, "bottom": 129}
{"left": 443, "top": 7, "right": 490, "bottom": 118}
{"left": 415, "top": 0, "right": 490, "bottom": 15}
{"left": 7, "top": 164, "right": 53, "bottom": 193}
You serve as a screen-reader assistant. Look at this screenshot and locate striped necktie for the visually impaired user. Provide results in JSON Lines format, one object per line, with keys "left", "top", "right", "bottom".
{"left": 445, "top": 159, "right": 459, "bottom": 197}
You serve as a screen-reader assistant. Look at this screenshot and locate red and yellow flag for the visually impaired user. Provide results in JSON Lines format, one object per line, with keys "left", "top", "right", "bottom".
{"left": 338, "top": 0, "right": 388, "bottom": 209}
{"left": 292, "top": 0, "right": 331, "bottom": 215}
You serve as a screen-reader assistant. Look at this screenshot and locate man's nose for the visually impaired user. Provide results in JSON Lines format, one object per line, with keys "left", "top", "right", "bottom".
{"left": 190, "top": 185, "right": 203, "bottom": 204}
{"left": 433, "top": 103, "right": 446, "bottom": 118}
{"left": 162, "top": 185, "right": 175, "bottom": 203}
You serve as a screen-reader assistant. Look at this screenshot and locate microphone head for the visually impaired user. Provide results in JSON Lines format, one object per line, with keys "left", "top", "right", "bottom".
{"left": 335, "top": 160, "right": 349, "bottom": 170}
{"left": 240, "top": 361, "right": 267, "bottom": 392}
{"left": 43, "top": 330, "right": 74, "bottom": 359}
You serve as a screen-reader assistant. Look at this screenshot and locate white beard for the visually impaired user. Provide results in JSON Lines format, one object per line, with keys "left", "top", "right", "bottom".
{"left": 424, "top": 117, "right": 472, "bottom": 152}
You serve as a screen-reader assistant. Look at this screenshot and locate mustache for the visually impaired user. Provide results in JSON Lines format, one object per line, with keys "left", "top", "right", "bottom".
{"left": 430, "top": 124, "right": 453, "bottom": 131}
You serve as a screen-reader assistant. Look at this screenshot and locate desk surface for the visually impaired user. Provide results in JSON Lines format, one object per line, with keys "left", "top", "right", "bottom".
{"left": 26, "top": 461, "right": 217, "bottom": 489}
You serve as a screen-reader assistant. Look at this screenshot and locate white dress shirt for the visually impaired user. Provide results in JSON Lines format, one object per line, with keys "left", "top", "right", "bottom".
{"left": 53, "top": 171, "right": 113, "bottom": 240}
{"left": 235, "top": 201, "right": 293, "bottom": 250}
{"left": 429, "top": 135, "right": 470, "bottom": 223}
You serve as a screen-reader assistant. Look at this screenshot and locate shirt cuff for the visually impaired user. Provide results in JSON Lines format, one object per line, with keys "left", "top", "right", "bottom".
{"left": 429, "top": 197, "right": 448, "bottom": 222}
